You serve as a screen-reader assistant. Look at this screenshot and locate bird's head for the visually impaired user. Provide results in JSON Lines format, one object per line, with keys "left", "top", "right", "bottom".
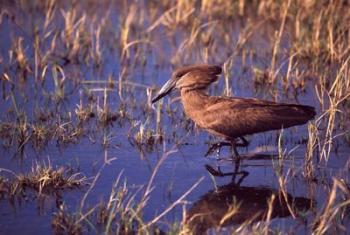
{"left": 152, "top": 65, "right": 222, "bottom": 103}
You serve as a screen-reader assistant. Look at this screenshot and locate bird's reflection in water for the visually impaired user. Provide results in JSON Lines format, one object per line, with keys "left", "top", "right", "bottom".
{"left": 186, "top": 171, "right": 313, "bottom": 234}
{"left": 205, "top": 152, "right": 280, "bottom": 183}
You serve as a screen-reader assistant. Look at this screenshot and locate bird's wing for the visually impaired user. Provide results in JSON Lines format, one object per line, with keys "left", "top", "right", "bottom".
{"left": 200, "top": 97, "right": 315, "bottom": 138}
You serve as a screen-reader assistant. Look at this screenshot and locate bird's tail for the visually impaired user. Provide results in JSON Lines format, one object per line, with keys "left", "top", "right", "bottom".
{"left": 300, "top": 105, "right": 316, "bottom": 120}
{"left": 285, "top": 104, "right": 316, "bottom": 126}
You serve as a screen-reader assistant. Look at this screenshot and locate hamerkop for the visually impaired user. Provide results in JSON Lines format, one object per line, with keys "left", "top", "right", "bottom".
{"left": 152, "top": 65, "right": 316, "bottom": 156}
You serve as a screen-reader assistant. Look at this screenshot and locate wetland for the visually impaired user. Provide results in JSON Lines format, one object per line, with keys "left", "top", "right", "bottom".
{"left": 0, "top": 0, "right": 349, "bottom": 234}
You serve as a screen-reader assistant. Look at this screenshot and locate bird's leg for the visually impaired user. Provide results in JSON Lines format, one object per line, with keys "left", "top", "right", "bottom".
{"left": 205, "top": 142, "right": 231, "bottom": 157}
{"left": 206, "top": 137, "right": 249, "bottom": 158}
{"left": 235, "top": 137, "right": 249, "bottom": 147}
{"left": 231, "top": 156, "right": 241, "bottom": 182}
{"left": 240, "top": 136, "right": 249, "bottom": 147}
{"left": 230, "top": 141, "right": 240, "bottom": 158}
{"left": 229, "top": 137, "right": 251, "bottom": 158}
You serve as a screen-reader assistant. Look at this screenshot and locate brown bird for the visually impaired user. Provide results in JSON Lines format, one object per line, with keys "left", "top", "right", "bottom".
{"left": 152, "top": 65, "right": 316, "bottom": 156}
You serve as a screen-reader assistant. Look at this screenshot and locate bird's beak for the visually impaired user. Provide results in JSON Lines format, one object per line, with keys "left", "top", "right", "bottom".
{"left": 152, "top": 77, "right": 177, "bottom": 103}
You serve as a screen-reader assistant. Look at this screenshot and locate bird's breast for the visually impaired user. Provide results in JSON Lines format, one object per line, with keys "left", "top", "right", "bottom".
{"left": 180, "top": 90, "right": 209, "bottom": 127}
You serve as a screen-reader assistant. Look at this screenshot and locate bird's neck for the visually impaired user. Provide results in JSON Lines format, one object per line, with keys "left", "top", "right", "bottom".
{"left": 180, "top": 89, "right": 209, "bottom": 120}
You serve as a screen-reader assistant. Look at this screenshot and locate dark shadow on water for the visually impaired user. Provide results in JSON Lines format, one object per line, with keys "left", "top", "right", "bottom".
{"left": 186, "top": 171, "right": 314, "bottom": 234}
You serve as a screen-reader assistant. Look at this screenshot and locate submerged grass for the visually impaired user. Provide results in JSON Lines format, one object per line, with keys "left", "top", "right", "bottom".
{"left": 0, "top": 0, "right": 350, "bottom": 234}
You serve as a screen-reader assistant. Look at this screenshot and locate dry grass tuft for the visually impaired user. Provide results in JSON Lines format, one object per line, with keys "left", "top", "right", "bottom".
{"left": 0, "top": 160, "right": 87, "bottom": 199}
{"left": 52, "top": 204, "right": 83, "bottom": 235}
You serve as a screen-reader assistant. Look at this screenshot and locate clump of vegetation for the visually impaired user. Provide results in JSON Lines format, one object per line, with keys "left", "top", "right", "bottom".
{"left": 16, "top": 163, "right": 87, "bottom": 194}
{"left": 0, "top": 0, "right": 350, "bottom": 234}
{"left": 50, "top": 172, "right": 152, "bottom": 234}
{"left": 50, "top": 165, "right": 203, "bottom": 235}
{"left": 0, "top": 161, "right": 87, "bottom": 200}
{"left": 52, "top": 205, "right": 83, "bottom": 235}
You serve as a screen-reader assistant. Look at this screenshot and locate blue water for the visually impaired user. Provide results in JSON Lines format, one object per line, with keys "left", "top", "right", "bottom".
{"left": 0, "top": 2, "right": 349, "bottom": 234}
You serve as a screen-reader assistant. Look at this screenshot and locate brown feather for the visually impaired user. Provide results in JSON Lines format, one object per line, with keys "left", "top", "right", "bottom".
{"left": 174, "top": 65, "right": 222, "bottom": 78}
{"left": 154, "top": 64, "right": 316, "bottom": 141}
{"left": 201, "top": 96, "right": 316, "bottom": 139}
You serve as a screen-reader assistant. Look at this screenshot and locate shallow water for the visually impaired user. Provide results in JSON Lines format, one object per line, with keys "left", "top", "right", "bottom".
{"left": 0, "top": 1, "right": 349, "bottom": 234}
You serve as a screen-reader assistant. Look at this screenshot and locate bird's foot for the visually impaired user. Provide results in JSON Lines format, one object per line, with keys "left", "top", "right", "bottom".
{"left": 205, "top": 138, "right": 250, "bottom": 158}
{"left": 230, "top": 137, "right": 250, "bottom": 158}
{"left": 205, "top": 142, "right": 232, "bottom": 157}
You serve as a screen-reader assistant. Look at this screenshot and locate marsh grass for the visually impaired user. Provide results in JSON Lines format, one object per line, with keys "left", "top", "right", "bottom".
{"left": 0, "top": 0, "right": 350, "bottom": 234}
{"left": 313, "top": 178, "right": 350, "bottom": 234}
{"left": 0, "top": 160, "right": 87, "bottom": 201}
{"left": 51, "top": 146, "right": 203, "bottom": 235}
{"left": 52, "top": 204, "right": 83, "bottom": 235}
{"left": 1, "top": 0, "right": 348, "bottom": 153}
